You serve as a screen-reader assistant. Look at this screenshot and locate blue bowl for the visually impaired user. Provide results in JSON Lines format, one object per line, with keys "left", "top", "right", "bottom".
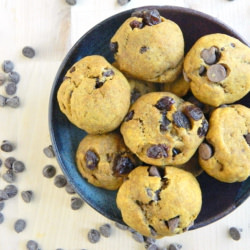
{"left": 49, "top": 6, "right": 250, "bottom": 229}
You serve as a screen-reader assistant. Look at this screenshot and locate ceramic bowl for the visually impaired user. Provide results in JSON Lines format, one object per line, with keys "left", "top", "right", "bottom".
{"left": 49, "top": 6, "right": 250, "bottom": 229}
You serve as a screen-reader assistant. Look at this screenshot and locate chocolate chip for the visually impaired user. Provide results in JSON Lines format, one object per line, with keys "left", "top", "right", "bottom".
{"left": 87, "top": 229, "right": 101, "bottom": 243}
{"left": 13, "top": 161, "right": 25, "bottom": 173}
{"left": 65, "top": 183, "right": 75, "bottom": 194}
{"left": 0, "top": 73, "right": 6, "bottom": 85}
{"left": 0, "top": 190, "right": 9, "bottom": 202}
{"left": 199, "top": 143, "right": 213, "bottom": 160}
{"left": 0, "top": 213, "right": 4, "bottom": 224}
{"left": 146, "top": 244, "right": 159, "bottom": 250}
{"left": 8, "top": 71, "right": 20, "bottom": 84}
{"left": 199, "top": 65, "right": 206, "bottom": 76}
{"left": 43, "top": 145, "right": 55, "bottom": 158}
{"left": 244, "top": 133, "right": 250, "bottom": 146}
{"left": 113, "top": 156, "right": 134, "bottom": 176}
{"left": 42, "top": 165, "right": 56, "bottom": 178}
{"left": 4, "top": 157, "right": 16, "bottom": 169}
{"left": 69, "top": 66, "right": 76, "bottom": 73}
{"left": 117, "top": 0, "right": 130, "bottom": 6}
{"left": 130, "top": 20, "right": 143, "bottom": 29}
{"left": 140, "top": 46, "right": 148, "bottom": 54}
{"left": 2, "top": 60, "right": 14, "bottom": 73}
{"left": 6, "top": 96, "right": 20, "bottom": 108}
{"left": 149, "top": 225, "right": 157, "bottom": 236}
{"left": 230, "top": 43, "right": 236, "bottom": 47}
{"left": 85, "top": 150, "right": 99, "bottom": 170}
{"left": 99, "top": 223, "right": 112, "bottom": 237}
{"left": 71, "top": 197, "right": 83, "bottom": 210}
{"left": 2, "top": 170, "right": 16, "bottom": 183}
{"left": 115, "top": 222, "right": 128, "bottom": 230}
{"left": 147, "top": 144, "right": 168, "bottom": 159}
{"left": 1, "top": 140, "right": 14, "bottom": 152}
{"left": 0, "top": 202, "right": 4, "bottom": 211}
{"left": 4, "top": 184, "right": 18, "bottom": 198}
{"left": 26, "top": 240, "right": 39, "bottom": 250}
{"left": 0, "top": 95, "right": 7, "bottom": 107}
{"left": 165, "top": 216, "right": 180, "bottom": 233}
{"left": 132, "top": 231, "right": 144, "bottom": 243}
{"left": 22, "top": 46, "right": 35, "bottom": 58}
{"left": 132, "top": 9, "right": 161, "bottom": 26}
{"left": 110, "top": 42, "right": 118, "bottom": 53}
{"left": 54, "top": 175, "right": 67, "bottom": 188}
{"left": 207, "top": 64, "right": 227, "bottom": 82}
{"left": 173, "top": 111, "right": 191, "bottom": 129}
{"left": 183, "top": 70, "right": 191, "bottom": 82}
{"left": 160, "top": 113, "right": 171, "bottom": 132}
{"left": 169, "top": 243, "right": 182, "bottom": 250}
{"left": 184, "top": 105, "right": 203, "bottom": 121}
{"left": 229, "top": 227, "right": 241, "bottom": 241}
{"left": 65, "top": 0, "right": 77, "bottom": 5}
{"left": 14, "top": 219, "right": 26, "bottom": 233}
{"left": 102, "top": 68, "right": 114, "bottom": 77}
{"left": 197, "top": 119, "right": 209, "bottom": 137}
{"left": 172, "top": 148, "right": 181, "bottom": 157}
{"left": 155, "top": 96, "right": 175, "bottom": 111}
{"left": 21, "top": 191, "right": 33, "bottom": 203}
{"left": 0, "top": 159, "right": 2, "bottom": 168}
{"left": 95, "top": 78, "right": 105, "bottom": 88}
{"left": 124, "top": 110, "right": 134, "bottom": 122}
{"left": 148, "top": 166, "right": 161, "bottom": 177}
{"left": 201, "top": 47, "right": 220, "bottom": 65}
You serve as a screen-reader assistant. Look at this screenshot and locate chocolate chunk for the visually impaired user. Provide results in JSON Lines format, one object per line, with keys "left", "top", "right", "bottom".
{"left": 199, "top": 65, "right": 206, "bottom": 76}
{"left": 172, "top": 148, "right": 181, "bottom": 157}
{"left": 160, "top": 113, "right": 171, "bottom": 132}
{"left": 99, "top": 223, "right": 112, "bottom": 238}
{"left": 229, "top": 227, "right": 241, "bottom": 241}
{"left": 42, "top": 165, "right": 56, "bottom": 178}
{"left": 110, "top": 42, "right": 118, "bottom": 53}
{"left": 184, "top": 105, "right": 203, "bottom": 121}
{"left": 197, "top": 119, "right": 209, "bottom": 137}
{"left": 124, "top": 110, "right": 134, "bottom": 122}
{"left": 54, "top": 175, "right": 67, "bottom": 188}
{"left": 85, "top": 150, "right": 99, "bottom": 170}
{"left": 130, "top": 89, "right": 141, "bottom": 104}
{"left": 147, "top": 144, "right": 168, "bottom": 159}
{"left": 13, "top": 161, "right": 25, "bottom": 173}
{"left": 69, "top": 66, "right": 75, "bottom": 73}
{"left": 207, "top": 64, "right": 227, "bottom": 82}
{"left": 14, "top": 219, "right": 26, "bottom": 233}
{"left": 130, "top": 20, "right": 143, "bottom": 29}
{"left": 165, "top": 216, "right": 180, "bottom": 233}
{"left": 5, "top": 82, "right": 17, "bottom": 96}
{"left": 148, "top": 166, "right": 161, "bottom": 177}
{"left": 173, "top": 111, "right": 191, "bottom": 129}
{"left": 4, "top": 184, "right": 18, "bottom": 198}
{"left": 95, "top": 78, "right": 105, "bottom": 88}
{"left": 244, "top": 133, "right": 250, "bottom": 146}
{"left": 132, "top": 231, "right": 144, "bottom": 243}
{"left": 4, "top": 157, "right": 16, "bottom": 169}
{"left": 22, "top": 46, "right": 35, "bottom": 58}
{"left": 132, "top": 9, "right": 161, "bottom": 26}
{"left": 201, "top": 46, "right": 220, "bottom": 65}
{"left": 199, "top": 143, "right": 213, "bottom": 160}
{"left": 43, "top": 145, "right": 55, "bottom": 158}
{"left": 140, "top": 46, "right": 148, "bottom": 54}
{"left": 6, "top": 96, "right": 20, "bottom": 108}
{"left": 2, "top": 170, "right": 16, "bottom": 183}
{"left": 102, "top": 68, "right": 114, "bottom": 77}
{"left": 87, "top": 229, "right": 101, "bottom": 243}
{"left": 113, "top": 156, "right": 134, "bottom": 176}
{"left": 155, "top": 96, "right": 175, "bottom": 111}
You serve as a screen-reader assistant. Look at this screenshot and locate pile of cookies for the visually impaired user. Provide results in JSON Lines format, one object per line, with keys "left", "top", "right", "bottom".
{"left": 57, "top": 9, "right": 250, "bottom": 238}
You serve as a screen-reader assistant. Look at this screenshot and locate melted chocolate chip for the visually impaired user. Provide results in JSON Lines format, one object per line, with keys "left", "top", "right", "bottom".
{"left": 85, "top": 150, "right": 99, "bottom": 170}
{"left": 172, "top": 148, "right": 181, "bottom": 157}
{"left": 207, "top": 64, "right": 227, "bottom": 82}
{"left": 124, "top": 110, "right": 134, "bottom": 122}
{"left": 102, "top": 68, "right": 114, "bottom": 77}
{"left": 155, "top": 96, "right": 175, "bottom": 111}
{"left": 113, "top": 156, "right": 134, "bottom": 176}
{"left": 69, "top": 66, "right": 75, "bottom": 73}
{"left": 130, "top": 20, "right": 143, "bottom": 29}
{"left": 184, "top": 105, "right": 203, "bottom": 121}
{"left": 110, "top": 42, "right": 118, "bottom": 53}
{"left": 197, "top": 119, "right": 209, "bottom": 137}
{"left": 147, "top": 144, "right": 168, "bottom": 159}
{"left": 173, "top": 111, "right": 191, "bottom": 129}
{"left": 140, "top": 46, "right": 148, "bottom": 54}
{"left": 160, "top": 113, "right": 171, "bottom": 132}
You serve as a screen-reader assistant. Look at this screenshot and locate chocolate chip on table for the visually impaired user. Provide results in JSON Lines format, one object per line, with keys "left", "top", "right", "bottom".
{"left": 0, "top": 213, "right": 4, "bottom": 224}
{"left": 168, "top": 243, "right": 182, "bottom": 250}
{"left": 165, "top": 216, "right": 180, "bottom": 233}
{"left": 207, "top": 64, "right": 227, "bottom": 82}
{"left": 2, "top": 60, "right": 14, "bottom": 73}
{"left": 244, "top": 133, "right": 250, "bottom": 146}
{"left": 85, "top": 150, "right": 99, "bottom": 170}
{"left": 115, "top": 222, "right": 129, "bottom": 230}
{"left": 145, "top": 236, "right": 156, "bottom": 245}
{"left": 0, "top": 190, "right": 9, "bottom": 201}
{"left": 124, "top": 110, "right": 134, "bottom": 122}
{"left": 197, "top": 119, "right": 209, "bottom": 137}
{"left": 0, "top": 202, "right": 4, "bottom": 211}
{"left": 147, "top": 144, "right": 168, "bottom": 159}
{"left": 6, "top": 96, "right": 20, "bottom": 108}
{"left": 4, "top": 184, "right": 18, "bottom": 198}
{"left": 71, "top": 197, "right": 83, "bottom": 210}
{"left": 173, "top": 111, "right": 191, "bottom": 129}
{"left": 130, "top": 20, "right": 143, "bottom": 29}
{"left": 199, "top": 143, "right": 213, "bottom": 160}
{"left": 87, "top": 229, "right": 101, "bottom": 243}
{"left": 14, "top": 219, "right": 26, "bottom": 233}
{"left": 0, "top": 73, "right": 6, "bottom": 85}
{"left": 99, "top": 223, "right": 112, "bottom": 237}
{"left": 26, "top": 240, "right": 39, "bottom": 250}
{"left": 8, "top": 71, "right": 20, "bottom": 84}
{"left": 43, "top": 145, "right": 55, "bottom": 158}
{"left": 113, "top": 156, "right": 134, "bottom": 176}
{"left": 146, "top": 244, "right": 159, "bottom": 250}
{"left": 1, "top": 140, "right": 14, "bottom": 152}
{"left": 65, "top": 183, "right": 75, "bottom": 194}
{"left": 0, "top": 95, "right": 7, "bottom": 107}
{"left": 117, "top": 0, "right": 131, "bottom": 6}
{"left": 4, "top": 156, "right": 16, "bottom": 169}
{"left": 13, "top": 160, "right": 25, "bottom": 173}
{"left": 140, "top": 46, "right": 148, "bottom": 54}
{"left": 184, "top": 105, "right": 203, "bottom": 121}
{"left": 65, "top": 0, "right": 77, "bottom": 5}
{"left": 42, "top": 165, "right": 56, "bottom": 178}
{"left": 109, "top": 42, "right": 118, "bottom": 53}
{"left": 132, "top": 231, "right": 144, "bottom": 243}
{"left": 201, "top": 46, "right": 220, "bottom": 65}
{"left": 21, "top": 191, "right": 33, "bottom": 203}
{"left": 2, "top": 170, "right": 16, "bottom": 183}
{"left": 155, "top": 96, "right": 175, "bottom": 111}
{"left": 229, "top": 227, "right": 242, "bottom": 241}
{"left": 5, "top": 82, "right": 17, "bottom": 96}
{"left": 22, "top": 46, "right": 35, "bottom": 58}
{"left": 54, "top": 175, "right": 67, "bottom": 188}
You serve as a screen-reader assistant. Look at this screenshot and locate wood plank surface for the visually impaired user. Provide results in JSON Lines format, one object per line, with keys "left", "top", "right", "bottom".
{"left": 0, "top": 0, "right": 249, "bottom": 250}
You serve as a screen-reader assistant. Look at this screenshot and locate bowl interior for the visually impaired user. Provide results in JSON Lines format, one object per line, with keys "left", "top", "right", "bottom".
{"left": 49, "top": 6, "right": 250, "bottom": 228}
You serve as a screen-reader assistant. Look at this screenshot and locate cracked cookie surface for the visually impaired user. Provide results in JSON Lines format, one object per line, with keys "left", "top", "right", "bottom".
{"left": 110, "top": 9, "right": 184, "bottom": 83}
{"left": 76, "top": 132, "right": 139, "bottom": 190}
{"left": 199, "top": 104, "right": 250, "bottom": 182}
{"left": 57, "top": 55, "right": 130, "bottom": 134}
{"left": 184, "top": 33, "right": 250, "bottom": 107}
{"left": 116, "top": 166, "right": 202, "bottom": 238}
{"left": 120, "top": 92, "right": 208, "bottom": 166}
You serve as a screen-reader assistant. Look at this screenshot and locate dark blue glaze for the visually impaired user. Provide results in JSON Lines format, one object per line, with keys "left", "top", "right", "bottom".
{"left": 49, "top": 6, "right": 250, "bottom": 228}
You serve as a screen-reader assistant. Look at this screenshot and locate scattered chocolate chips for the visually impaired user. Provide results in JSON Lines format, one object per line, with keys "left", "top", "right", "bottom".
{"left": 148, "top": 166, "right": 161, "bottom": 177}
{"left": 1, "top": 140, "right": 14, "bottom": 152}
{"left": 14, "top": 219, "right": 26, "bottom": 233}
{"left": 130, "top": 20, "right": 143, "bottom": 29}
{"left": 146, "top": 244, "right": 159, "bottom": 250}
{"left": 0, "top": 95, "right": 7, "bottom": 107}
{"left": 85, "top": 150, "right": 99, "bottom": 170}
{"left": 201, "top": 46, "right": 220, "bottom": 65}
{"left": 8, "top": 71, "right": 20, "bottom": 84}
{"left": 244, "top": 133, "right": 250, "bottom": 146}
{"left": 117, "top": 0, "right": 130, "bottom": 5}
{"left": 13, "top": 160, "right": 25, "bottom": 173}
{"left": 95, "top": 78, "right": 105, "bottom": 88}
{"left": 113, "top": 156, "right": 134, "bottom": 176}
{"left": 165, "top": 216, "right": 180, "bottom": 233}
{"left": 0, "top": 213, "right": 4, "bottom": 224}
{"left": 54, "top": 175, "right": 67, "bottom": 188}
{"left": 109, "top": 42, "right": 118, "bottom": 53}
{"left": 184, "top": 105, "right": 203, "bottom": 121}
{"left": 65, "top": 0, "right": 77, "bottom": 5}
{"left": 169, "top": 243, "right": 182, "bottom": 250}
{"left": 42, "top": 165, "right": 56, "bottom": 178}
{"left": 140, "top": 46, "right": 148, "bottom": 54}
{"left": 2, "top": 170, "right": 16, "bottom": 183}
{"left": 132, "top": 9, "right": 161, "bottom": 26}
{"left": 124, "top": 110, "right": 134, "bottom": 122}
{"left": 115, "top": 222, "right": 128, "bottom": 230}
{"left": 172, "top": 148, "right": 181, "bottom": 157}
{"left": 6, "top": 96, "right": 20, "bottom": 108}
{"left": 173, "top": 111, "right": 191, "bottom": 129}
{"left": 0, "top": 190, "right": 9, "bottom": 202}
{"left": 197, "top": 119, "right": 209, "bottom": 137}
{"left": 147, "top": 144, "right": 168, "bottom": 159}
{"left": 4, "top": 184, "right": 18, "bottom": 198}
{"left": 2, "top": 60, "right": 14, "bottom": 73}
{"left": 160, "top": 113, "right": 171, "bottom": 132}
{"left": 21, "top": 191, "right": 33, "bottom": 203}
{"left": 199, "top": 65, "right": 206, "bottom": 76}
{"left": 0, "top": 202, "right": 4, "bottom": 211}
{"left": 155, "top": 96, "right": 175, "bottom": 111}
{"left": 0, "top": 73, "right": 6, "bottom": 85}
{"left": 65, "top": 183, "right": 75, "bottom": 194}
{"left": 43, "top": 145, "right": 55, "bottom": 158}
{"left": 71, "top": 197, "right": 83, "bottom": 210}
{"left": 87, "top": 229, "right": 101, "bottom": 243}
{"left": 207, "top": 64, "right": 227, "bottom": 82}
{"left": 4, "top": 156, "right": 16, "bottom": 169}
{"left": 99, "top": 223, "right": 112, "bottom": 237}
{"left": 149, "top": 225, "right": 157, "bottom": 236}
{"left": 132, "top": 231, "right": 144, "bottom": 243}
{"left": 26, "top": 240, "right": 39, "bottom": 250}
{"left": 199, "top": 143, "right": 213, "bottom": 160}
{"left": 102, "top": 68, "right": 114, "bottom": 77}
{"left": 229, "top": 227, "right": 241, "bottom": 241}
{"left": 22, "top": 46, "right": 35, "bottom": 58}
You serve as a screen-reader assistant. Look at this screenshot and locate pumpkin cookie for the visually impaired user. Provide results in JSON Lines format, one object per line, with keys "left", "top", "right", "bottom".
{"left": 184, "top": 33, "right": 250, "bottom": 106}
{"left": 57, "top": 55, "right": 130, "bottom": 134}
{"left": 120, "top": 92, "right": 208, "bottom": 166}
{"left": 117, "top": 166, "right": 202, "bottom": 238}
{"left": 199, "top": 104, "right": 250, "bottom": 182}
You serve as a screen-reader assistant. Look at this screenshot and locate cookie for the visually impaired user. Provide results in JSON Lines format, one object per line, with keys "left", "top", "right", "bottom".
{"left": 199, "top": 104, "right": 250, "bottom": 182}
{"left": 116, "top": 166, "right": 202, "bottom": 238}
{"left": 76, "top": 132, "right": 138, "bottom": 190}
{"left": 57, "top": 55, "right": 130, "bottom": 134}
{"left": 121, "top": 92, "right": 208, "bottom": 166}
{"left": 184, "top": 33, "right": 250, "bottom": 107}
{"left": 110, "top": 9, "right": 184, "bottom": 83}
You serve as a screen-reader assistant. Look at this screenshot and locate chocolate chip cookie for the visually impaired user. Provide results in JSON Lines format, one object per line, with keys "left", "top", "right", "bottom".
{"left": 116, "top": 166, "right": 202, "bottom": 238}
{"left": 57, "top": 55, "right": 130, "bottom": 134}
{"left": 184, "top": 33, "right": 250, "bottom": 107}
{"left": 198, "top": 104, "right": 250, "bottom": 182}
{"left": 121, "top": 92, "right": 208, "bottom": 166}
{"left": 76, "top": 132, "right": 139, "bottom": 190}
{"left": 110, "top": 9, "right": 184, "bottom": 83}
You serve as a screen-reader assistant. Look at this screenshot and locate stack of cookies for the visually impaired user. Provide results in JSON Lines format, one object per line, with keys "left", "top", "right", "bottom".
{"left": 57, "top": 9, "right": 250, "bottom": 238}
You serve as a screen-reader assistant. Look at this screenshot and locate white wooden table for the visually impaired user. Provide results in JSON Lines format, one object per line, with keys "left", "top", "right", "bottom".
{"left": 0, "top": 0, "right": 249, "bottom": 249}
